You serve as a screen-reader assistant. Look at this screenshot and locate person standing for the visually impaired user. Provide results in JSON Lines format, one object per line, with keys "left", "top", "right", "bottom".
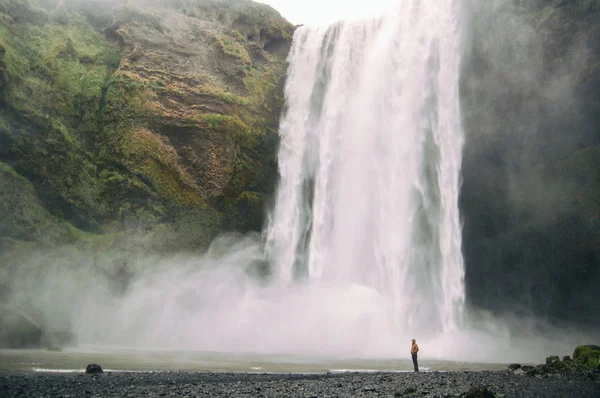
{"left": 411, "top": 338, "right": 419, "bottom": 372}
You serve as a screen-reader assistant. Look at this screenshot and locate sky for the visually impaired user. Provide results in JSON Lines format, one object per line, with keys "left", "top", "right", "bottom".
{"left": 255, "top": 0, "right": 396, "bottom": 27}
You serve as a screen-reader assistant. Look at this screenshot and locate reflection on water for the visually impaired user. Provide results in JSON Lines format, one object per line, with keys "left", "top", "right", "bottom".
{"left": 0, "top": 348, "right": 511, "bottom": 374}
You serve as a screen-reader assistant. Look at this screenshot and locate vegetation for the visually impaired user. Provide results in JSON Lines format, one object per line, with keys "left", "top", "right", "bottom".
{"left": 573, "top": 345, "right": 600, "bottom": 369}
{"left": 215, "top": 34, "right": 251, "bottom": 65}
{"left": 0, "top": 0, "right": 294, "bottom": 256}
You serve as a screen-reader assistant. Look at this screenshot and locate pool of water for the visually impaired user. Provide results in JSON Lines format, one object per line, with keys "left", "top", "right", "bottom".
{"left": 0, "top": 348, "right": 511, "bottom": 374}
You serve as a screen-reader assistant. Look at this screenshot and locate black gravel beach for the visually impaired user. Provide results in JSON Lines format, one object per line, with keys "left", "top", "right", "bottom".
{"left": 1, "top": 369, "right": 598, "bottom": 398}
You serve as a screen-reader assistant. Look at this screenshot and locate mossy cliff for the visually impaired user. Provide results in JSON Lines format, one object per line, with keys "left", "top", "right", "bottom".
{"left": 0, "top": 0, "right": 294, "bottom": 255}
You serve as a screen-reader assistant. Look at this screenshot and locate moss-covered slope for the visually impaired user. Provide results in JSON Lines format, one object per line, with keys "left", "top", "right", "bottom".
{"left": 0, "top": 0, "right": 294, "bottom": 253}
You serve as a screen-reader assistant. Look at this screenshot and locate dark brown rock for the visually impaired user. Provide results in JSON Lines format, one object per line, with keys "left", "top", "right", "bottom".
{"left": 85, "top": 364, "right": 103, "bottom": 374}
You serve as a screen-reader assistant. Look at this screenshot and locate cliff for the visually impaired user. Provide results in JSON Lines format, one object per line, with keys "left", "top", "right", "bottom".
{"left": 460, "top": 0, "right": 600, "bottom": 327}
{"left": 0, "top": 0, "right": 294, "bottom": 257}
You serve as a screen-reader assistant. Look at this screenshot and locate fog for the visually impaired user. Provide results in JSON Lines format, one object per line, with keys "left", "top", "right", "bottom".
{"left": 1, "top": 0, "right": 598, "bottom": 367}
{"left": 460, "top": 0, "right": 600, "bottom": 327}
{"left": 2, "top": 233, "right": 596, "bottom": 364}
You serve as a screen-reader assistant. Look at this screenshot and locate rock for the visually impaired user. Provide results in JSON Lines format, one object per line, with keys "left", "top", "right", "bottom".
{"left": 546, "top": 356, "right": 560, "bottom": 366}
{"left": 508, "top": 363, "right": 521, "bottom": 371}
{"left": 521, "top": 366, "right": 534, "bottom": 372}
{"left": 573, "top": 345, "right": 600, "bottom": 370}
{"left": 513, "top": 369, "right": 525, "bottom": 376}
{"left": 400, "top": 386, "right": 417, "bottom": 395}
{"left": 86, "top": 364, "right": 104, "bottom": 374}
{"left": 528, "top": 364, "right": 551, "bottom": 376}
{"left": 459, "top": 0, "right": 600, "bottom": 331}
{"left": 0, "top": 0, "right": 295, "bottom": 254}
{"left": 562, "top": 356, "right": 571, "bottom": 362}
{"left": 464, "top": 386, "right": 495, "bottom": 398}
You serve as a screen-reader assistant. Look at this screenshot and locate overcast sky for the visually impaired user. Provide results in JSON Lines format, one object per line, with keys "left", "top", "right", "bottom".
{"left": 255, "top": 0, "right": 396, "bottom": 26}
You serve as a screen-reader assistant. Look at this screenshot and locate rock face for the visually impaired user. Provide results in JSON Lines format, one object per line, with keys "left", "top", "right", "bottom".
{"left": 0, "top": 0, "right": 294, "bottom": 255}
{"left": 460, "top": 0, "right": 600, "bottom": 327}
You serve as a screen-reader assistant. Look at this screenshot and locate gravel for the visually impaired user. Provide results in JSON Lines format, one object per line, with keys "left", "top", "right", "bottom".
{"left": 0, "top": 369, "right": 599, "bottom": 397}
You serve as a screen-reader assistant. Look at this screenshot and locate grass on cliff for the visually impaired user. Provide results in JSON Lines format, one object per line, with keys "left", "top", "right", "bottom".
{"left": 0, "top": 12, "right": 119, "bottom": 121}
{"left": 0, "top": 6, "right": 222, "bottom": 245}
{"left": 215, "top": 34, "right": 251, "bottom": 66}
{"left": 0, "top": 0, "right": 292, "bottom": 248}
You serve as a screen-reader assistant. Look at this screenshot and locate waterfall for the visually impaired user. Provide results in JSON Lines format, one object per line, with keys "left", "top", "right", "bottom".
{"left": 266, "top": 0, "right": 466, "bottom": 336}
{"left": 52, "top": 0, "right": 469, "bottom": 359}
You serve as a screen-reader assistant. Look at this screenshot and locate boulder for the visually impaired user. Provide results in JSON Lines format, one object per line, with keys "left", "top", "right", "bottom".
{"left": 85, "top": 364, "right": 103, "bottom": 374}
{"left": 546, "top": 355, "right": 560, "bottom": 366}
{"left": 521, "top": 365, "right": 534, "bottom": 372}
{"left": 573, "top": 345, "right": 600, "bottom": 370}
{"left": 508, "top": 363, "right": 521, "bottom": 371}
{"left": 464, "top": 386, "right": 495, "bottom": 398}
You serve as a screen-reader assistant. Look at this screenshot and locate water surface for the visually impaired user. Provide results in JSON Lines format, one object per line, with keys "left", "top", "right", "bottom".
{"left": 0, "top": 348, "right": 511, "bottom": 374}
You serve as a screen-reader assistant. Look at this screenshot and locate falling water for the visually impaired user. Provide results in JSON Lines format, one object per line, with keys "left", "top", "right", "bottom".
{"left": 266, "top": 0, "right": 466, "bottom": 337}
{"left": 5, "top": 0, "right": 470, "bottom": 362}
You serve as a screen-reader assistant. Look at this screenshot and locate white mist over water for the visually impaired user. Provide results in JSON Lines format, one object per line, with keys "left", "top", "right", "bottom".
{"left": 266, "top": 0, "right": 465, "bottom": 337}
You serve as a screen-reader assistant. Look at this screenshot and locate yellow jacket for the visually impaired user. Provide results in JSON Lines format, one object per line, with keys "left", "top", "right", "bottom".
{"left": 411, "top": 342, "right": 419, "bottom": 355}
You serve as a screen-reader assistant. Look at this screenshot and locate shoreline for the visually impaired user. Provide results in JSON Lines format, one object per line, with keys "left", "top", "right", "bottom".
{"left": 1, "top": 368, "right": 598, "bottom": 397}
{"left": 0, "top": 348, "right": 514, "bottom": 374}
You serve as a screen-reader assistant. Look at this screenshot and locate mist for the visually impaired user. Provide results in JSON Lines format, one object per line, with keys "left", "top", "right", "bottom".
{"left": 1, "top": 0, "right": 598, "bottom": 367}
{"left": 2, "top": 231, "right": 596, "bottom": 364}
{"left": 460, "top": 0, "right": 600, "bottom": 327}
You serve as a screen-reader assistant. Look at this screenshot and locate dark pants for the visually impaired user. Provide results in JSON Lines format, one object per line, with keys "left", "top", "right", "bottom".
{"left": 412, "top": 354, "right": 419, "bottom": 372}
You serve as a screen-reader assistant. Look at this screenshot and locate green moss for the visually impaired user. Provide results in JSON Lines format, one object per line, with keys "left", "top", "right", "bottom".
{"left": 98, "top": 76, "right": 149, "bottom": 158}
{"left": 0, "top": 161, "right": 75, "bottom": 245}
{"left": 113, "top": 6, "right": 164, "bottom": 33}
{"left": 0, "top": 9, "right": 135, "bottom": 230}
{"left": 215, "top": 34, "right": 251, "bottom": 65}
{"left": 0, "top": 0, "right": 291, "bottom": 253}
{"left": 194, "top": 113, "right": 248, "bottom": 134}
{"left": 216, "top": 190, "right": 264, "bottom": 232}
{"left": 201, "top": 84, "right": 248, "bottom": 105}
{"left": 215, "top": 58, "right": 286, "bottom": 199}
{"left": 139, "top": 157, "right": 203, "bottom": 208}
{"left": 0, "top": 13, "right": 119, "bottom": 124}
{"left": 573, "top": 345, "right": 600, "bottom": 369}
